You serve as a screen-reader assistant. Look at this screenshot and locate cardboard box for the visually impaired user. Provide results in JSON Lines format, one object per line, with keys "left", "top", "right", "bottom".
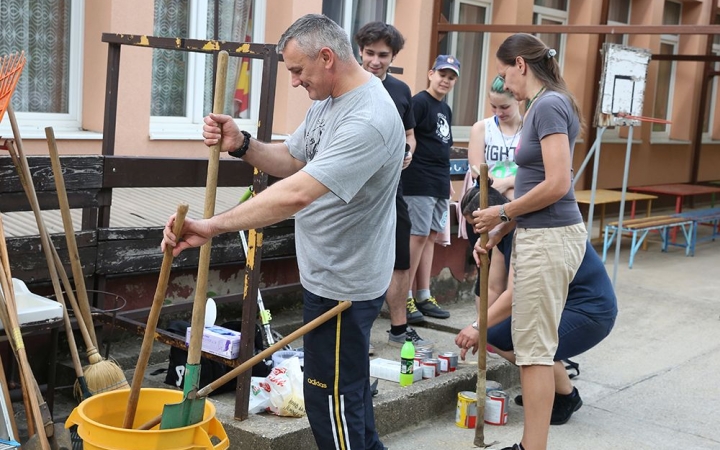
{"left": 185, "top": 325, "right": 241, "bottom": 359}
{"left": 370, "top": 358, "right": 423, "bottom": 384}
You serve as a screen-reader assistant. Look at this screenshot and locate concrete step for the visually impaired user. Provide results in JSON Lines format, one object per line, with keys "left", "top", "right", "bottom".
{"left": 46, "top": 298, "right": 519, "bottom": 449}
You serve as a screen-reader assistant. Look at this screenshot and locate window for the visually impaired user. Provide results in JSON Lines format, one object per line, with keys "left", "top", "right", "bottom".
{"left": 0, "top": 0, "right": 85, "bottom": 136}
{"left": 703, "top": 22, "right": 720, "bottom": 136}
{"left": 322, "top": 0, "right": 397, "bottom": 55}
{"left": 606, "top": 0, "right": 631, "bottom": 46}
{"left": 652, "top": 1, "right": 681, "bottom": 133}
{"left": 150, "top": 0, "right": 265, "bottom": 139}
{"left": 439, "top": 0, "right": 491, "bottom": 129}
{"left": 533, "top": 0, "right": 569, "bottom": 65}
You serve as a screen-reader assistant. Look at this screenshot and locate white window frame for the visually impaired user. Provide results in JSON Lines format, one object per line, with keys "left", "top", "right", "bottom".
{"left": 446, "top": 0, "right": 492, "bottom": 141}
{"left": 149, "top": 0, "right": 266, "bottom": 140}
{"left": 703, "top": 40, "right": 720, "bottom": 140}
{"left": 0, "top": 0, "right": 88, "bottom": 139}
{"left": 533, "top": 3, "right": 569, "bottom": 71}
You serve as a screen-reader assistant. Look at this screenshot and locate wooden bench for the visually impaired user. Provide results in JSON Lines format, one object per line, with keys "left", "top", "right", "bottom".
{"left": 602, "top": 215, "right": 694, "bottom": 268}
{"left": 672, "top": 207, "right": 720, "bottom": 256}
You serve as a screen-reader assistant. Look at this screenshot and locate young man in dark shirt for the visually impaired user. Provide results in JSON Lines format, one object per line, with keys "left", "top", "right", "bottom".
{"left": 355, "top": 22, "right": 431, "bottom": 350}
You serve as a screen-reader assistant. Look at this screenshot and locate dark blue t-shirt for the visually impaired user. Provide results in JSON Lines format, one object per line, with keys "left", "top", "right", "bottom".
{"left": 497, "top": 233, "right": 617, "bottom": 320}
{"left": 401, "top": 90, "right": 451, "bottom": 198}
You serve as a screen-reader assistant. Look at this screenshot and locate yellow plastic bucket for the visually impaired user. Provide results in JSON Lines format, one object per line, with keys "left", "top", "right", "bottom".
{"left": 65, "top": 388, "right": 229, "bottom": 450}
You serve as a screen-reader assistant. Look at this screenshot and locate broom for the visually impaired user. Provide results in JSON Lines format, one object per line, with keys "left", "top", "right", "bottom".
{"left": 43, "top": 126, "right": 128, "bottom": 396}
{"left": 5, "top": 115, "right": 128, "bottom": 398}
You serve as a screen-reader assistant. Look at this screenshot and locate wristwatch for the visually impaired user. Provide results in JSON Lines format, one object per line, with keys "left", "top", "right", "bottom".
{"left": 228, "top": 130, "right": 252, "bottom": 159}
{"left": 471, "top": 321, "right": 479, "bottom": 331}
{"left": 499, "top": 204, "right": 512, "bottom": 223}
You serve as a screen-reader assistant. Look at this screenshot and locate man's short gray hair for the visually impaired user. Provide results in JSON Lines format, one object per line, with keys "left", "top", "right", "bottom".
{"left": 277, "top": 14, "right": 353, "bottom": 62}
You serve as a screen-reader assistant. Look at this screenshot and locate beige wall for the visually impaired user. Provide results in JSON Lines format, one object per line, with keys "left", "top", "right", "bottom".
{"left": 15, "top": 0, "right": 720, "bottom": 186}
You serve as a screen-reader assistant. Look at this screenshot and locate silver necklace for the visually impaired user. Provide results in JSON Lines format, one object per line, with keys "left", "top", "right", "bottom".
{"left": 498, "top": 117, "right": 522, "bottom": 153}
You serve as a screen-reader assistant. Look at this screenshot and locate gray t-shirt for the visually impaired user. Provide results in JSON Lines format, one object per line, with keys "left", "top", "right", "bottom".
{"left": 284, "top": 76, "right": 405, "bottom": 301}
{"left": 514, "top": 91, "right": 583, "bottom": 228}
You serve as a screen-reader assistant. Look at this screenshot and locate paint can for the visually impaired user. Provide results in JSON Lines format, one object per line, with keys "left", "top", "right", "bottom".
{"left": 415, "top": 348, "right": 432, "bottom": 360}
{"left": 438, "top": 352, "right": 458, "bottom": 372}
{"left": 413, "top": 355, "right": 425, "bottom": 369}
{"left": 421, "top": 359, "right": 439, "bottom": 378}
{"left": 484, "top": 389, "right": 509, "bottom": 425}
{"left": 455, "top": 391, "right": 477, "bottom": 428}
{"left": 485, "top": 380, "right": 502, "bottom": 392}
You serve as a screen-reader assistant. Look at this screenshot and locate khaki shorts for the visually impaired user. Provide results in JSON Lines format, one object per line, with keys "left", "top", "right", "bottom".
{"left": 511, "top": 223, "right": 587, "bottom": 366}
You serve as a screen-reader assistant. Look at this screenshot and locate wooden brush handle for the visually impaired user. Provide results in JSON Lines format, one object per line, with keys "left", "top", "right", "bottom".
{"left": 46, "top": 126, "right": 98, "bottom": 347}
{"left": 123, "top": 203, "right": 188, "bottom": 429}
{"left": 187, "top": 50, "right": 229, "bottom": 367}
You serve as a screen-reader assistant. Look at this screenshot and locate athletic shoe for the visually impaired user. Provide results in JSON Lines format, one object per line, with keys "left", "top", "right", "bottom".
{"left": 551, "top": 387, "right": 583, "bottom": 425}
{"left": 514, "top": 387, "right": 583, "bottom": 425}
{"left": 415, "top": 296, "right": 450, "bottom": 319}
{"left": 369, "top": 343, "right": 375, "bottom": 356}
{"left": 406, "top": 297, "right": 425, "bottom": 324}
{"left": 501, "top": 444, "right": 524, "bottom": 450}
{"left": 387, "top": 327, "right": 433, "bottom": 349}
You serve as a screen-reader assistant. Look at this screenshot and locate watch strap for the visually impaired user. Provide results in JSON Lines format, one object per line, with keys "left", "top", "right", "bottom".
{"left": 228, "top": 130, "right": 252, "bottom": 159}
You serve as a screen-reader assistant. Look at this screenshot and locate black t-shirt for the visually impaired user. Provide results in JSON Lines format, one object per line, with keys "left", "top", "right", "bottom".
{"left": 382, "top": 74, "right": 415, "bottom": 131}
{"left": 401, "top": 90, "right": 452, "bottom": 198}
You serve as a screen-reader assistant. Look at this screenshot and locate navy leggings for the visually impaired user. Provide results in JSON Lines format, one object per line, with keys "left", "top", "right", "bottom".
{"left": 488, "top": 308, "right": 616, "bottom": 361}
{"left": 302, "top": 289, "right": 385, "bottom": 450}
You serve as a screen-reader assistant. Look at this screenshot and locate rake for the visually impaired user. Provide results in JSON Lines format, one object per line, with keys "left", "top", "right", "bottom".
{"left": 0, "top": 52, "right": 25, "bottom": 123}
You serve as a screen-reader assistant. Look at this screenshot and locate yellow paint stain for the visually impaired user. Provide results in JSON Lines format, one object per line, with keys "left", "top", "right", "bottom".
{"left": 139, "top": 35, "right": 149, "bottom": 46}
{"left": 203, "top": 41, "right": 220, "bottom": 51}
{"left": 175, "top": 38, "right": 182, "bottom": 48}
{"left": 235, "top": 43, "right": 252, "bottom": 54}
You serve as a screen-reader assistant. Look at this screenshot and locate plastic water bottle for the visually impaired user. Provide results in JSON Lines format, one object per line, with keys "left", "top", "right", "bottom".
{"left": 400, "top": 337, "right": 415, "bottom": 387}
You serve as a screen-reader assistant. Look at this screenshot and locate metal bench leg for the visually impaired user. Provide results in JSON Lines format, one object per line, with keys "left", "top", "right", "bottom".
{"left": 602, "top": 226, "right": 615, "bottom": 263}
{"left": 629, "top": 229, "right": 649, "bottom": 269}
{"left": 680, "top": 223, "right": 693, "bottom": 257}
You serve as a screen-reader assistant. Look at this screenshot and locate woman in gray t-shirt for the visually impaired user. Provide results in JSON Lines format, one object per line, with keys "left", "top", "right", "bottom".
{"left": 473, "top": 33, "right": 589, "bottom": 450}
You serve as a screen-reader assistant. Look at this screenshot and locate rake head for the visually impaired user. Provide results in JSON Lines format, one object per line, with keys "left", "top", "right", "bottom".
{"left": 0, "top": 52, "right": 26, "bottom": 123}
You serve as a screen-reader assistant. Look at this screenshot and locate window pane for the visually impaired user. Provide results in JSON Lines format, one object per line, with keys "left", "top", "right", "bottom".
{"left": 608, "top": 0, "right": 630, "bottom": 23}
{"left": 0, "top": 0, "right": 71, "bottom": 113}
{"left": 151, "top": 0, "right": 189, "bottom": 117}
{"left": 323, "top": 0, "right": 344, "bottom": 24}
{"left": 449, "top": 4, "right": 486, "bottom": 126}
{"left": 534, "top": 0, "right": 568, "bottom": 11}
{"left": 663, "top": 1, "right": 681, "bottom": 26}
{"left": 652, "top": 43, "right": 674, "bottom": 132}
{"left": 535, "top": 16, "right": 563, "bottom": 62}
{"left": 205, "top": 0, "right": 253, "bottom": 118}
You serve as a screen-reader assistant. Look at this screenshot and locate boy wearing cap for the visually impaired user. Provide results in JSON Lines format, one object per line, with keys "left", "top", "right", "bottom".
{"left": 402, "top": 55, "right": 460, "bottom": 319}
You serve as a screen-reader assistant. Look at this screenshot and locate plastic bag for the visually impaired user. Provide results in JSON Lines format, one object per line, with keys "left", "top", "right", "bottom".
{"left": 248, "top": 356, "right": 305, "bottom": 417}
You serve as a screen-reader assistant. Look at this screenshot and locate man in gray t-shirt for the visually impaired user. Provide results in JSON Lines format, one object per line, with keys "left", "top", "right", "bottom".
{"left": 162, "top": 14, "right": 403, "bottom": 450}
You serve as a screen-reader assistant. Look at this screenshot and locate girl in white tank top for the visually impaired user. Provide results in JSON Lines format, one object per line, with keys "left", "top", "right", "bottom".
{"left": 467, "top": 76, "right": 523, "bottom": 199}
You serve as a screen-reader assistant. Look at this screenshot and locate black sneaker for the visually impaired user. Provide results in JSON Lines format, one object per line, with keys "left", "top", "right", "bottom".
{"left": 514, "top": 387, "right": 583, "bottom": 425}
{"left": 415, "top": 296, "right": 450, "bottom": 319}
{"left": 387, "top": 327, "right": 433, "bottom": 349}
{"left": 501, "top": 444, "right": 524, "bottom": 450}
{"left": 551, "top": 387, "right": 583, "bottom": 425}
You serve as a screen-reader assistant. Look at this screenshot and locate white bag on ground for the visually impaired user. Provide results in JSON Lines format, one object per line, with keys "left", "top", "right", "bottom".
{"left": 248, "top": 356, "right": 305, "bottom": 417}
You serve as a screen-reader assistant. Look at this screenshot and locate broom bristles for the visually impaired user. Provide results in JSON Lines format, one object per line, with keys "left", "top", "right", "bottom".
{"left": 74, "top": 357, "right": 129, "bottom": 401}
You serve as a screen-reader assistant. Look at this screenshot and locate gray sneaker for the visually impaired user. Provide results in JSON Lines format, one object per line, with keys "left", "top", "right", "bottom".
{"left": 388, "top": 327, "right": 433, "bottom": 349}
{"left": 406, "top": 297, "right": 425, "bottom": 324}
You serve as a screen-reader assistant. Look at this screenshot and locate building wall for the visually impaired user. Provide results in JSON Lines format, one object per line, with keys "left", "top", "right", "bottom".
{"left": 10, "top": 0, "right": 720, "bottom": 186}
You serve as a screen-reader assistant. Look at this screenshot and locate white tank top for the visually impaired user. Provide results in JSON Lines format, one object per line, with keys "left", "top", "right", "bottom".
{"left": 484, "top": 116, "right": 520, "bottom": 168}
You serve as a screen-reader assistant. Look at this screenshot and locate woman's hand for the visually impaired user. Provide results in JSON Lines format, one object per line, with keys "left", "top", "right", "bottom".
{"left": 473, "top": 205, "right": 502, "bottom": 234}
{"left": 455, "top": 325, "right": 480, "bottom": 360}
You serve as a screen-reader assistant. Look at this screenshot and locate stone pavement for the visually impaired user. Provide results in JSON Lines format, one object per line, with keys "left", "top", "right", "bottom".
{"left": 40, "top": 224, "right": 720, "bottom": 449}
{"left": 382, "top": 235, "right": 720, "bottom": 450}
